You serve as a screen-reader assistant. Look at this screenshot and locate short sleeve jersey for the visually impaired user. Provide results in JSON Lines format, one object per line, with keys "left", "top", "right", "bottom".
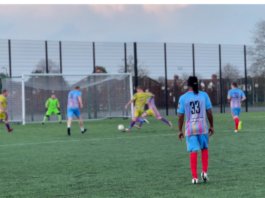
{"left": 147, "top": 93, "right": 157, "bottom": 109}
{"left": 133, "top": 92, "right": 152, "bottom": 110}
{"left": 177, "top": 91, "right": 212, "bottom": 136}
{"left": 68, "top": 90, "right": 81, "bottom": 108}
{"left": 228, "top": 88, "right": 245, "bottom": 108}
{"left": 0, "top": 95, "right": 7, "bottom": 108}
{"left": 46, "top": 98, "right": 60, "bottom": 110}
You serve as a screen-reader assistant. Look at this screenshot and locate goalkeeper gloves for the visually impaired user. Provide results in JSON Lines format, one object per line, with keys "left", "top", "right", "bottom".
{"left": 58, "top": 107, "right": 60, "bottom": 111}
{"left": 45, "top": 108, "right": 48, "bottom": 112}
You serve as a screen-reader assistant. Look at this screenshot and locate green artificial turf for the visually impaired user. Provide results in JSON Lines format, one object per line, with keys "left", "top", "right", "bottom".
{"left": 0, "top": 112, "right": 265, "bottom": 198}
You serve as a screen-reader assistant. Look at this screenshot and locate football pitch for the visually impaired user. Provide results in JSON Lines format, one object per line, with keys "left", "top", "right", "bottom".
{"left": 1, "top": 112, "right": 265, "bottom": 198}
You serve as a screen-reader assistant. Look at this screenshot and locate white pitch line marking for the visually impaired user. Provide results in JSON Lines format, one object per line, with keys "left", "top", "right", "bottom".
{"left": 0, "top": 134, "right": 176, "bottom": 147}
{"left": 1, "top": 129, "right": 264, "bottom": 147}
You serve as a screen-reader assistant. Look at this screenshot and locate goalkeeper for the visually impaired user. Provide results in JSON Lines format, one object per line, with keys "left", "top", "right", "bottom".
{"left": 42, "top": 94, "right": 62, "bottom": 124}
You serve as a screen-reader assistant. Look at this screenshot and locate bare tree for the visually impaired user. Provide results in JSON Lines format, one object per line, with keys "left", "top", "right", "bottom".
{"left": 248, "top": 20, "right": 265, "bottom": 77}
{"left": 118, "top": 55, "right": 150, "bottom": 77}
{"left": 157, "top": 76, "right": 164, "bottom": 83}
{"left": 181, "top": 73, "right": 190, "bottom": 81}
{"left": 29, "top": 59, "right": 68, "bottom": 89}
{"left": 0, "top": 73, "right": 8, "bottom": 78}
{"left": 32, "top": 59, "right": 60, "bottom": 73}
{"left": 181, "top": 72, "right": 202, "bottom": 81}
{"left": 221, "top": 63, "right": 242, "bottom": 81}
{"left": 95, "top": 66, "right": 107, "bottom": 73}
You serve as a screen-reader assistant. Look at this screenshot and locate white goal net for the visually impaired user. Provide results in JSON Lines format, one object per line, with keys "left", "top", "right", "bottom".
{"left": 1, "top": 74, "right": 133, "bottom": 125}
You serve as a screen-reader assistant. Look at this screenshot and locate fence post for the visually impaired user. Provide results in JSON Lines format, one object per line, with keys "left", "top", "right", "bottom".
{"left": 59, "top": 41, "right": 62, "bottom": 73}
{"left": 219, "top": 44, "right": 223, "bottom": 113}
{"left": 164, "top": 43, "right": 169, "bottom": 116}
{"left": 7, "top": 40, "right": 12, "bottom": 119}
{"left": 124, "top": 43, "right": 128, "bottom": 117}
{"left": 8, "top": 40, "right": 12, "bottom": 77}
{"left": 174, "top": 79, "right": 178, "bottom": 115}
{"left": 45, "top": 41, "right": 49, "bottom": 121}
{"left": 59, "top": 41, "right": 65, "bottom": 120}
{"left": 92, "top": 42, "right": 97, "bottom": 118}
{"left": 87, "top": 76, "right": 91, "bottom": 119}
{"left": 124, "top": 43, "right": 127, "bottom": 73}
{"left": 192, "top": 43, "right": 195, "bottom": 76}
{"left": 30, "top": 77, "right": 34, "bottom": 121}
{"left": 244, "top": 45, "right": 248, "bottom": 112}
{"left": 133, "top": 42, "right": 138, "bottom": 90}
{"left": 45, "top": 41, "right": 49, "bottom": 73}
{"left": 93, "top": 42, "right": 96, "bottom": 73}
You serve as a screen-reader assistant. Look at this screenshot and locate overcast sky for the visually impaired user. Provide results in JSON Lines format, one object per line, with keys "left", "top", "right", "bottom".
{"left": 0, "top": 4, "right": 264, "bottom": 44}
{"left": 0, "top": 4, "right": 264, "bottom": 79}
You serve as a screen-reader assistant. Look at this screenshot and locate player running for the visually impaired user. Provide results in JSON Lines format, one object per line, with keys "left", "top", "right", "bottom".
{"left": 42, "top": 94, "right": 61, "bottom": 124}
{"left": 136, "top": 89, "right": 172, "bottom": 129}
{"left": 178, "top": 76, "right": 214, "bottom": 184}
{"left": 125, "top": 86, "right": 153, "bottom": 132}
{"left": 67, "top": 86, "right": 87, "bottom": 136}
{"left": 0, "top": 89, "right": 13, "bottom": 132}
{"left": 227, "top": 82, "right": 246, "bottom": 133}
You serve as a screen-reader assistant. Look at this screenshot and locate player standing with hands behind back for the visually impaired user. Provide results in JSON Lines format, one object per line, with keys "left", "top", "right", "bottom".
{"left": 67, "top": 86, "right": 87, "bottom": 136}
{"left": 178, "top": 76, "right": 214, "bottom": 184}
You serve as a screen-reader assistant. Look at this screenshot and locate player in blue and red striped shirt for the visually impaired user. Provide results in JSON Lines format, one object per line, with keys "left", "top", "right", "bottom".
{"left": 227, "top": 82, "right": 246, "bottom": 133}
{"left": 178, "top": 76, "right": 214, "bottom": 184}
{"left": 67, "top": 86, "right": 87, "bottom": 136}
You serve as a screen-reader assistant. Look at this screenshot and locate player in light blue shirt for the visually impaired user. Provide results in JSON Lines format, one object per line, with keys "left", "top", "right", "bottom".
{"left": 227, "top": 82, "right": 246, "bottom": 133}
{"left": 67, "top": 86, "right": 86, "bottom": 136}
{"left": 178, "top": 76, "right": 214, "bottom": 184}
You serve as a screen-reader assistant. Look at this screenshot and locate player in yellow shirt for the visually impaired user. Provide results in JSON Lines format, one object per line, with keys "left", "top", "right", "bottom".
{"left": 0, "top": 89, "right": 13, "bottom": 132}
{"left": 125, "top": 86, "right": 154, "bottom": 132}
{"left": 138, "top": 89, "right": 173, "bottom": 129}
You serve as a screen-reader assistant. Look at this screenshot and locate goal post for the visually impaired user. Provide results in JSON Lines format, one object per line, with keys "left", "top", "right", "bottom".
{"left": 2, "top": 73, "right": 133, "bottom": 125}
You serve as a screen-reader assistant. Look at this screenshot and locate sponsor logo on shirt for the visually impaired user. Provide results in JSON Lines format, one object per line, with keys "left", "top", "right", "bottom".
{"left": 189, "top": 117, "right": 204, "bottom": 122}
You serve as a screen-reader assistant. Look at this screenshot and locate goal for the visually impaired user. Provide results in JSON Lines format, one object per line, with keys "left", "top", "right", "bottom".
{"left": 1, "top": 73, "right": 133, "bottom": 125}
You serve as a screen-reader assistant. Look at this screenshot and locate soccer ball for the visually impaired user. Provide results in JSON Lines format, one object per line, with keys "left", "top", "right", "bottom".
{"left": 118, "top": 125, "right": 125, "bottom": 131}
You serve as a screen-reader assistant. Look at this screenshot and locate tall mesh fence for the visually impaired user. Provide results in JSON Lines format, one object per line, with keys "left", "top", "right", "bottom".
{"left": 137, "top": 43, "right": 166, "bottom": 116}
{"left": 246, "top": 45, "right": 265, "bottom": 112}
{"left": 0, "top": 39, "right": 265, "bottom": 116}
{"left": 194, "top": 44, "right": 220, "bottom": 113}
{"left": 167, "top": 43, "right": 193, "bottom": 115}
{"left": 0, "top": 40, "right": 9, "bottom": 76}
